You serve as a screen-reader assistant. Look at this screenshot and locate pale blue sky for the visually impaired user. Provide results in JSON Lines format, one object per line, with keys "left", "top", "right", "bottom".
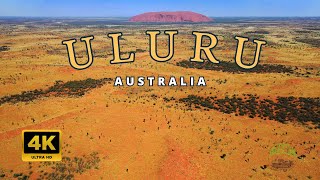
{"left": 0, "top": 0, "right": 319, "bottom": 17}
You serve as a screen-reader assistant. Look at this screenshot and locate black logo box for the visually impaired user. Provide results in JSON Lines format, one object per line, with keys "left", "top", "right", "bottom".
{"left": 23, "top": 131, "right": 60, "bottom": 154}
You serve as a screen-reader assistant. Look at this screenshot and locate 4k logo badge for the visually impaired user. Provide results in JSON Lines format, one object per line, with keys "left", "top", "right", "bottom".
{"left": 22, "top": 130, "right": 62, "bottom": 161}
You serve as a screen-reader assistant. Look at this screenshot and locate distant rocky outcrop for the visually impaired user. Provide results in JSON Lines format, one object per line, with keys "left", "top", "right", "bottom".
{"left": 129, "top": 11, "right": 212, "bottom": 23}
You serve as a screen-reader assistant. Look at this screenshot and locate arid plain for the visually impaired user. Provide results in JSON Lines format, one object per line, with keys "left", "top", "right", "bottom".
{"left": 0, "top": 18, "right": 319, "bottom": 179}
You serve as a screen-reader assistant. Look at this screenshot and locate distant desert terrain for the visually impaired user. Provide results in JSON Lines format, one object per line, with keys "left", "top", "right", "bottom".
{"left": 0, "top": 18, "right": 319, "bottom": 179}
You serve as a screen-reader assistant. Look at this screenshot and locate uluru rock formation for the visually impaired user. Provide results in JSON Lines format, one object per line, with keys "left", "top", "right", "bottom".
{"left": 129, "top": 11, "right": 213, "bottom": 23}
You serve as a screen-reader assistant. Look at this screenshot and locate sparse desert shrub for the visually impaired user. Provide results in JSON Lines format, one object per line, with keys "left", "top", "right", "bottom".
{"left": 0, "top": 46, "right": 10, "bottom": 52}
{"left": 42, "top": 152, "right": 100, "bottom": 180}
{"left": 294, "top": 38, "right": 320, "bottom": 48}
{"left": 179, "top": 94, "right": 320, "bottom": 127}
{"left": 0, "top": 78, "right": 113, "bottom": 105}
{"left": 176, "top": 60, "right": 294, "bottom": 74}
{"left": 246, "top": 30, "right": 270, "bottom": 34}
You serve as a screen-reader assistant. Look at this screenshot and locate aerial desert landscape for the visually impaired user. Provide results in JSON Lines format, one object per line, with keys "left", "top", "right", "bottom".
{"left": 0, "top": 16, "right": 319, "bottom": 179}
